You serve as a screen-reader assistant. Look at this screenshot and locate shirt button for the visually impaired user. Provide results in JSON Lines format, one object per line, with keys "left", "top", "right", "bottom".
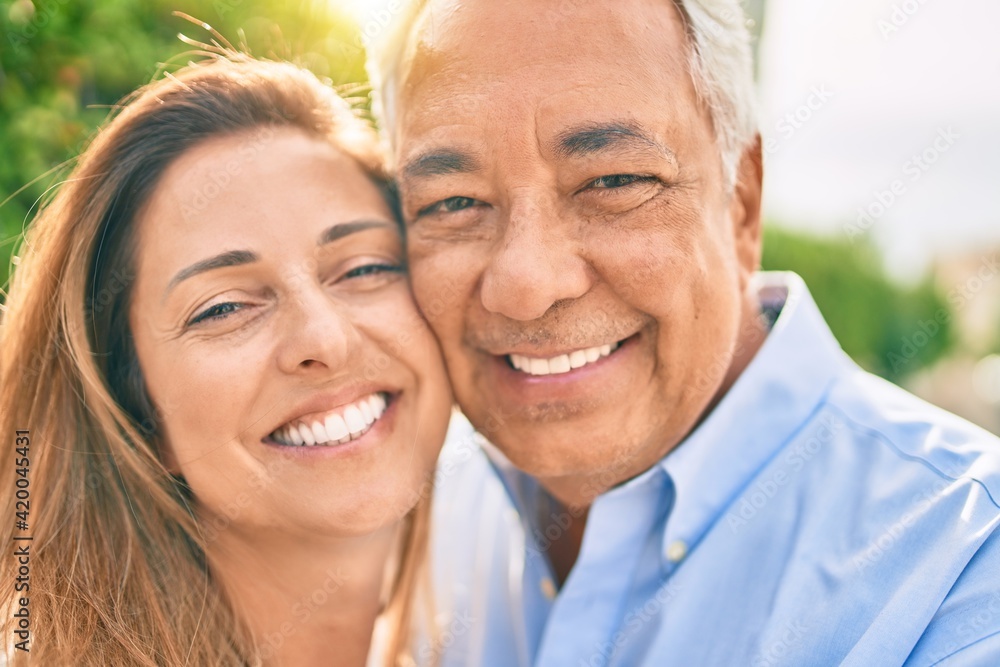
{"left": 540, "top": 577, "right": 557, "bottom": 600}
{"left": 666, "top": 540, "right": 688, "bottom": 563}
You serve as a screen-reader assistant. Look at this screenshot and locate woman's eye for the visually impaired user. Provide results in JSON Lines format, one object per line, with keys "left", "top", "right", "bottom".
{"left": 187, "top": 302, "right": 242, "bottom": 326}
{"left": 417, "top": 196, "right": 481, "bottom": 217}
{"left": 343, "top": 263, "right": 403, "bottom": 280}
{"left": 588, "top": 174, "right": 658, "bottom": 190}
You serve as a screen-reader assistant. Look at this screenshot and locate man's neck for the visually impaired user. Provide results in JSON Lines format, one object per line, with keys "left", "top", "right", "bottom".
{"left": 536, "top": 493, "right": 589, "bottom": 586}
{"left": 206, "top": 522, "right": 399, "bottom": 667}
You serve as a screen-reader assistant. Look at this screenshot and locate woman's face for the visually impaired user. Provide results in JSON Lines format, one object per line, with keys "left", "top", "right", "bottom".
{"left": 129, "top": 127, "right": 452, "bottom": 540}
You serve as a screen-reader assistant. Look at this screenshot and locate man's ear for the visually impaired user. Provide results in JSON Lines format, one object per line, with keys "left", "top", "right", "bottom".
{"left": 730, "top": 133, "right": 764, "bottom": 284}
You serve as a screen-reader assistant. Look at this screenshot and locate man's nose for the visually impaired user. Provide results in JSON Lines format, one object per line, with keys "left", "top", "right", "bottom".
{"left": 275, "top": 284, "right": 362, "bottom": 376}
{"left": 480, "top": 194, "right": 591, "bottom": 321}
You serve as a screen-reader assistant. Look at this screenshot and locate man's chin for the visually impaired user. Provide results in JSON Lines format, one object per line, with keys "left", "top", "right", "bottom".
{"left": 489, "top": 429, "right": 641, "bottom": 492}
{"left": 498, "top": 442, "right": 601, "bottom": 478}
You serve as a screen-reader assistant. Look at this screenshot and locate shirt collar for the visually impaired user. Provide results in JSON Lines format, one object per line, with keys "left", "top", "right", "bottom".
{"left": 479, "top": 272, "right": 853, "bottom": 566}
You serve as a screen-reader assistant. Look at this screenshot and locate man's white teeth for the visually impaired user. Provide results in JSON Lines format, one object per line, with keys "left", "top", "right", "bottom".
{"left": 272, "top": 392, "right": 388, "bottom": 447}
{"left": 549, "top": 355, "right": 571, "bottom": 374}
{"left": 509, "top": 342, "right": 620, "bottom": 376}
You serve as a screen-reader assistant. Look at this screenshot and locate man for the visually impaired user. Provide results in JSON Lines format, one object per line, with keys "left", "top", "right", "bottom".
{"left": 368, "top": 1, "right": 1000, "bottom": 665}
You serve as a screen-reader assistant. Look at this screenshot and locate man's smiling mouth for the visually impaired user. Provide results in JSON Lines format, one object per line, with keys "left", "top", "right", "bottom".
{"left": 505, "top": 338, "right": 630, "bottom": 376}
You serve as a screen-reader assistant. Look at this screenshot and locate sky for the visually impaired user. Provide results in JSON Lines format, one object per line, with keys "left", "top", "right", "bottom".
{"left": 756, "top": 0, "right": 1000, "bottom": 280}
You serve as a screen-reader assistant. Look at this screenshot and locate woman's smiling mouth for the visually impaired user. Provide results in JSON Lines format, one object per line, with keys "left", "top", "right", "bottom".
{"left": 269, "top": 392, "right": 390, "bottom": 447}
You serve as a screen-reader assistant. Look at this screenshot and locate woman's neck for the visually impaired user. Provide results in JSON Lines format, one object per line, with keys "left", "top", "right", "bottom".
{"left": 206, "top": 521, "right": 400, "bottom": 667}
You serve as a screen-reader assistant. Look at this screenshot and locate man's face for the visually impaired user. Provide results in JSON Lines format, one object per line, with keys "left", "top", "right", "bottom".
{"left": 394, "top": 0, "right": 762, "bottom": 496}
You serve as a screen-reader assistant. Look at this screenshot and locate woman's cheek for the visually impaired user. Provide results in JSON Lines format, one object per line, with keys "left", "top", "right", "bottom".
{"left": 164, "top": 346, "right": 256, "bottom": 445}
{"left": 350, "top": 289, "right": 425, "bottom": 356}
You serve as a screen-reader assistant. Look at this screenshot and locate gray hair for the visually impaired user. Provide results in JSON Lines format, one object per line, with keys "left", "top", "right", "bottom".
{"left": 365, "top": 0, "right": 758, "bottom": 187}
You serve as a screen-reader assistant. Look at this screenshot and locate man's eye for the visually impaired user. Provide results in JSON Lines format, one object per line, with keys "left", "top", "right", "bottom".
{"left": 588, "top": 174, "right": 657, "bottom": 189}
{"left": 417, "top": 196, "right": 480, "bottom": 217}
{"left": 343, "top": 263, "right": 403, "bottom": 280}
{"left": 188, "top": 302, "right": 242, "bottom": 326}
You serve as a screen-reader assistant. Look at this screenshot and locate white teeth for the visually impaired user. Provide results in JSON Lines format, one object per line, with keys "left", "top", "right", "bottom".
{"left": 343, "top": 405, "right": 366, "bottom": 435}
{"left": 549, "top": 354, "right": 571, "bottom": 374}
{"left": 359, "top": 400, "right": 374, "bottom": 425}
{"left": 369, "top": 394, "right": 386, "bottom": 419}
{"left": 311, "top": 422, "right": 328, "bottom": 443}
{"left": 271, "top": 392, "right": 389, "bottom": 447}
{"left": 529, "top": 358, "right": 550, "bottom": 375}
{"left": 324, "top": 413, "right": 349, "bottom": 441}
{"left": 509, "top": 342, "right": 621, "bottom": 377}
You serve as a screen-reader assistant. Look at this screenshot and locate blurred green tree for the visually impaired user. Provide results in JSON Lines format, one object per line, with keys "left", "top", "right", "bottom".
{"left": 1, "top": 0, "right": 366, "bottom": 290}
{"left": 761, "top": 224, "right": 954, "bottom": 381}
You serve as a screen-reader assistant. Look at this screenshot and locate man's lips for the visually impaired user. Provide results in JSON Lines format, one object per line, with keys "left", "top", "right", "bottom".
{"left": 475, "top": 334, "right": 640, "bottom": 412}
{"left": 507, "top": 340, "right": 622, "bottom": 376}
{"left": 495, "top": 333, "right": 640, "bottom": 377}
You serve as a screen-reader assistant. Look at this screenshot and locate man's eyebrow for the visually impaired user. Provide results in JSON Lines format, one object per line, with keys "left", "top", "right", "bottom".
{"left": 399, "top": 149, "right": 482, "bottom": 182}
{"left": 167, "top": 250, "right": 257, "bottom": 295}
{"left": 318, "top": 219, "right": 395, "bottom": 245}
{"left": 554, "top": 121, "right": 676, "bottom": 162}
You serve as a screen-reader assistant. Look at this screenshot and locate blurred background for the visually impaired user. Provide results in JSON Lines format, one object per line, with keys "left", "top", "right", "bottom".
{"left": 1, "top": 0, "right": 998, "bottom": 434}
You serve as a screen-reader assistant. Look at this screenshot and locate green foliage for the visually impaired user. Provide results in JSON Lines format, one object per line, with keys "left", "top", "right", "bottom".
{"left": 1, "top": 0, "right": 367, "bottom": 291}
{"left": 762, "top": 224, "right": 954, "bottom": 381}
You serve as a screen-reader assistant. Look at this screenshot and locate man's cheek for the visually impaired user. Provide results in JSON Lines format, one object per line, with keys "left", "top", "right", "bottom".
{"left": 599, "top": 233, "right": 689, "bottom": 308}
{"left": 411, "top": 255, "right": 470, "bottom": 320}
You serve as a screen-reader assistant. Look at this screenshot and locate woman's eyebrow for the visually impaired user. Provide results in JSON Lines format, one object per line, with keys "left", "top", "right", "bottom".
{"left": 163, "top": 220, "right": 394, "bottom": 300}
{"left": 317, "top": 219, "right": 396, "bottom": 245}
{"left": 166, "top": 249, "right": 257, "bottom": 299}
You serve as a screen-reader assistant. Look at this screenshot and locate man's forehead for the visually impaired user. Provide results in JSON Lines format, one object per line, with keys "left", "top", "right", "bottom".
{"left": 408, "top": 0, "right": 685, "bottom": 47}
{"left": 398, "top": 0, "right": 690, "bottom": 99}
{"left": 395, "top": 70, "right": 698, "bottom": 171}
{"left": 395, "top": 6, "right": 695, "bottom": 144}
{"left": 390, "top": 0, "right": 704, "bottom": 175}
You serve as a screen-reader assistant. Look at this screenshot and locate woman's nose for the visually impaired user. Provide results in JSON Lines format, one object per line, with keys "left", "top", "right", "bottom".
{"left": 274, "top": 285, "right": 362, "bottom": 376}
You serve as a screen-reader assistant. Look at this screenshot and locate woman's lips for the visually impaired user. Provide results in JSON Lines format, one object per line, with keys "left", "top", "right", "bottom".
{"left": 268, "top": 392, "right": 390, "bottom": 447}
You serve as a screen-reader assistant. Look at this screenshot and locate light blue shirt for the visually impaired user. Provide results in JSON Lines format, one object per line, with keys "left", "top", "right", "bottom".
{"left": 423, "top": 272, "right": 1000, "bottom": 667}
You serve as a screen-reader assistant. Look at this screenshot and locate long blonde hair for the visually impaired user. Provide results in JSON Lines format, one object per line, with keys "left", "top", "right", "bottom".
{"left": 0, "top": 56, "right": 430, "bottom": 666}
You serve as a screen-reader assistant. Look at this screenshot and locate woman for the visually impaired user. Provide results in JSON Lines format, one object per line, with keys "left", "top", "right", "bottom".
{"left": 0, "top": 54, "right": 452, "bottom": 666}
